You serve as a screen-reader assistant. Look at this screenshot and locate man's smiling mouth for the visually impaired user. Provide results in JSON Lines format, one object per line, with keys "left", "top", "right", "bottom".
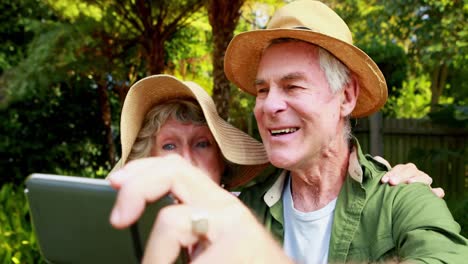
{"left": 270, "top": 128, "right": 299, "bottom": 136}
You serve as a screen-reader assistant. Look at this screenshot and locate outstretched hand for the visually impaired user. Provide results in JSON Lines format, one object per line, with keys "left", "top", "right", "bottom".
{"left": 108, "top": 155, "right": 291, "bottom": 264}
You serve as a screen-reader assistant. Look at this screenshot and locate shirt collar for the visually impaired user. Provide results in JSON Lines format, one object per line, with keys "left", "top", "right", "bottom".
{"left": 264, "top": 170, "right": 288, "bottom": 207}
{"left": 348, "top": 145, "right": 363, "bottom": 183}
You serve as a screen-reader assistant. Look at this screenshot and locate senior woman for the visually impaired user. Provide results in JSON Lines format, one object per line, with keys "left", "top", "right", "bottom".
{"left": 111, "top": 74, "right": 270, "bottom": 190}
{"left": 109, "top": 74, "right": 273, "bottom": 262}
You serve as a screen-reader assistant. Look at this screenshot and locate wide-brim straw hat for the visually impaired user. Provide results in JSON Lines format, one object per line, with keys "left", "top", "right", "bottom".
{"left": 224, "top": 0, "right": 387, "bottom": 118}
{"left": 114, "top": 74, "right": 269, "bottom": 189}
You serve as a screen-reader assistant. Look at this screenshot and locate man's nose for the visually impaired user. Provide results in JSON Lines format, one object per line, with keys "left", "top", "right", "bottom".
{"left": 263, "top": 88, "right": 287, "bottom": 115}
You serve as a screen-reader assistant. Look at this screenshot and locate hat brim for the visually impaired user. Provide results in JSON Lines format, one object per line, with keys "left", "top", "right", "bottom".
{"left": 224, "top": 28, "right": 387, "bottom": 118}
{"left": 119, "top": 74, "right": 269, "bottom": 189}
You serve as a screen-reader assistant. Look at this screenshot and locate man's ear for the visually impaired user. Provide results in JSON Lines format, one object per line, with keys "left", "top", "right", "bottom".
{"left": 340, "top": 76, "right": 359, "bottom": 117}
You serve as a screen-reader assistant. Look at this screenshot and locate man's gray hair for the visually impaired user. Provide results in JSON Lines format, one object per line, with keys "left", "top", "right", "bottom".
{"left": 318, "top": 47, "right": 350, "bottom": 94}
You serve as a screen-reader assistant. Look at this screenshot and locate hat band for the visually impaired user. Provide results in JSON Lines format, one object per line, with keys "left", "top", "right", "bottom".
{"left": 293, "top": 26, "right": 312, "bottom": 30}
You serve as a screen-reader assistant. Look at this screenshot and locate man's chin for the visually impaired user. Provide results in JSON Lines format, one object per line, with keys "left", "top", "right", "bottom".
{"left": 268, "top": 153, "right": 297, "bottom": 170}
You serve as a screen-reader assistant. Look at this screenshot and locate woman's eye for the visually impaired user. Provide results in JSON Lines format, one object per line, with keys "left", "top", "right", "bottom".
{"left": 162, "top": 143, "right": 176, "bottom": 151}
{"left": 196, "top": 141, "right": 211, "bottom": 148}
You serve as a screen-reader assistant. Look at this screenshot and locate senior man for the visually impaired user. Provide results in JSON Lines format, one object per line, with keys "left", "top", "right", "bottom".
{"left": 110, "top": 1, "right": 467, "bottom": 263}
{"left": 222, "top": 0, "right": 468, "bottom": 263}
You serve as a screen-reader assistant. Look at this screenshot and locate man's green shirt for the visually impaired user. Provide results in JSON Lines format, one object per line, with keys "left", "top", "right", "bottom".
{"left": 239, "top": 140, "right": 468, "bottom": 263}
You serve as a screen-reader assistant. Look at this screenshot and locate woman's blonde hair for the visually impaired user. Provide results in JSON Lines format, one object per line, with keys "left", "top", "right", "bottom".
{"left": 126, "top": 99, "right": 206, "bottom": 162}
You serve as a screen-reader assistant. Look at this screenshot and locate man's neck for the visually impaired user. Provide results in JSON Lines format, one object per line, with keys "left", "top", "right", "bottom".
{"left": 289, "top": 138, "right": 350, "bottom": 212}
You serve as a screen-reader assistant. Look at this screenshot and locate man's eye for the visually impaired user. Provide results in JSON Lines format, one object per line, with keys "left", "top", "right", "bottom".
{"left": 257, "top": 88, "right": 268, "bottom": 94}
{"left": 162, "top": 144, "right": 176, "bottom": 150}
{"left": 196, "top": 141, "right": 210, "bottom": 148}
{"left": 256, "top": 87, "right": 269, "bottom": 99}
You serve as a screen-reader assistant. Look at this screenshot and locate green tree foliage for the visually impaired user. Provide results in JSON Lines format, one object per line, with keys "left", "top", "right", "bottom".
{"left": 78, "top": 0, "right": 207, "bottom": 75}
{"left": 327, "top": 0, "right": 467, "bottom": 118}
{"left": 378, "top": 0, "right": 468, "bottom": 112}
{"left": 2, "top": 20, "right": 91, "bottom": 102}
{"left": 384, "top": 77, "right": 432, "bottom": 118}
{"left": 165, "top": 15, "right": 213, "bottom": 90}
{"left": 0, "top": 0, "right": 54, "bottom": 75}
{"left": 0, "top": 77, "right": 112, "bottom": 185}
{"left": 1, "top": 0, "right": 214, "bottom": 182}
{"left": 0, "top": 15, "right": 124, "bottom": 178}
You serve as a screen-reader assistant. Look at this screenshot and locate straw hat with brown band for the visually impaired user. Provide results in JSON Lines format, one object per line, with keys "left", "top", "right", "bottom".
{"left": 112, "top": 74, "right": 269, "bottom": 189}
{"left": 224, "top": 0, "right": 388, "bottom": 118}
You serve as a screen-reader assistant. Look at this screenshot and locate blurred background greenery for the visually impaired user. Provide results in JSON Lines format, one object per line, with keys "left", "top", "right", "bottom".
{"left": 0, "top": 0, "right": 466, "bottom": 262}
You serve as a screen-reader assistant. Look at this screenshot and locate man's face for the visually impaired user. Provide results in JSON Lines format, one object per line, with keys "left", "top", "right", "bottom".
{"left": 253, "top": 41, "right": 345, "bottom": 171}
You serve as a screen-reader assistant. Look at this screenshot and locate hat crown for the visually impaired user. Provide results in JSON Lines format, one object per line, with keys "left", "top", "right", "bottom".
{"left": 267, "top": 0, "right": 353, "bottom": 44}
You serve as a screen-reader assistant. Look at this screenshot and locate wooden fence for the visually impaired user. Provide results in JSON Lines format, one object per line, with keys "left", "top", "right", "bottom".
{"left": 353, "top": 118, "right": 467, "bottom": 199}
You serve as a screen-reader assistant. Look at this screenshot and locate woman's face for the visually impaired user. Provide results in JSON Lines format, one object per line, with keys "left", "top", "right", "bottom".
{"left": 150, "top": 117, "right": 224, "bottom": 184}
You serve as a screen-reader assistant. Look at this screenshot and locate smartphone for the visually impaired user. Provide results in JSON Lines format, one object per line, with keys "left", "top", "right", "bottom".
{"left": 25, "top": 173, "right": 185, "bottom": 264}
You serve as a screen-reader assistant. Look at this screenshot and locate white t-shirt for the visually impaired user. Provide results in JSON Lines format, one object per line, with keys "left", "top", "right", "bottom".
{"left": 283, "top": 176, "right": 337, "bottom": 264}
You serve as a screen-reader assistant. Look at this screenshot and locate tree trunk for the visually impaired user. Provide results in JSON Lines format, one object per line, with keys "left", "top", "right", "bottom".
{"left": 97, "top": 82, "right": 116, "bottom": 164}
{"left": 114, "top": 82, "right": 130, "bottom": 105}
{"left": 211, "top": 32, "right": 232, "bottom": 119}
{"left": 430, "top": 62, "right": 448, "bottom": 112}
{"left": 208, "top": 0, "right": 246, "bottom": 120}
{"left": 147, "top": 38, "right": 167, "bottom": 75}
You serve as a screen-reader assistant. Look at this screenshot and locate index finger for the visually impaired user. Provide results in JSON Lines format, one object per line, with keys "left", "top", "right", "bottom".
{"left": 109, "top": 155, "right": 226, "bottom": 228}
